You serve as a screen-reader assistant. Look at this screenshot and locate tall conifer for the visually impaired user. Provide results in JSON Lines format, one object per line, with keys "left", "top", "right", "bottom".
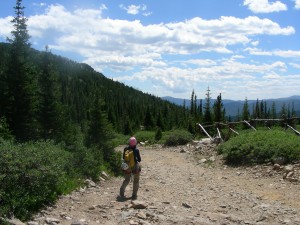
{"left": 203, "top": 87, "right": 212, "bottom": 124}
{"left": 6, "top": 0, "right": 39, "bottom": 141}
{"left": 39, "top": 47, "right": 63, "bottom": 140}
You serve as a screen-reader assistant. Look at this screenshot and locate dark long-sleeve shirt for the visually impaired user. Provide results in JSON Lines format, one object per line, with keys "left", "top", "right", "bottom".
{"left": 123, "top": 146, "right": 141, "bottom": 164}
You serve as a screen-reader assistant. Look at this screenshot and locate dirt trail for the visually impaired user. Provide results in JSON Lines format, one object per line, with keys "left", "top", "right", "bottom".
{"left": 31, "top": 145, "right": 300, "bottom": 225}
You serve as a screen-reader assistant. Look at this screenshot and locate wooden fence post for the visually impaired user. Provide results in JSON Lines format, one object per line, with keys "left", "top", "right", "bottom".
{"left": 243, "top": 120, "right": 256, "bottom": 131}
{"left": 196, "top": 123, "right": 213, "bottom": 141}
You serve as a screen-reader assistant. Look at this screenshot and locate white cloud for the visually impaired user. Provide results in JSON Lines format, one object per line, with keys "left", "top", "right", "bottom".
{"left": 183, "top": 59, "right": 217, "bottom": 66}
{"left": 243, "top": 0, "right": 287, "bottom": 13}
{"left": 289, "top": 63, "right": 300, "bottom": 68}
{"left": 0, "top": 16, "right": 13, "bottom": 39}
{"left": 1, "top": 4, "right": 297, "bottom": 100}
{"left": 32, "top": 2, "right": 47, "bottom": 7}
{"left": 251, "top": 40, "right": 259, "bottom": 46}
{"left": 19, "top": 5, "right": 292, "bottom": 73}
{"left": 245, "top": 47, "right": 300, "bottom": 58}
{"left": 119, "top": 4, "right": 151, "bottom": 16}
{"left": 245, "top": 47, "right": 272, "bottom": 55}
{"left": 295, "top": 0, "right": 300, "bottom": 9}
{"left": 273, "top": 50, "right": 300, "bottom": 58}
{"left": 117, "top": 58, "right": 288, "bottom": 93}
{"left": 99, "top": 4, "right": 107, "bottom": 11}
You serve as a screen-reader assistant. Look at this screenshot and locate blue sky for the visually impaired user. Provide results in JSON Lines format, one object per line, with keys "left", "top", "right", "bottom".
{"left": 0, "top": 0, "right": 300, "bottom": 100}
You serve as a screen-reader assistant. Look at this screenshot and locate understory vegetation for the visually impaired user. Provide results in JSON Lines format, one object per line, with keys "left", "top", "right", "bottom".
{"left": 0, "top": 129, "right": 193, "bottom": 221}
{"left": 0, "top": 137, "right": 122, "bottom": 221}
{"left": 218, "top": 128, "right": 300, "bottom": 165}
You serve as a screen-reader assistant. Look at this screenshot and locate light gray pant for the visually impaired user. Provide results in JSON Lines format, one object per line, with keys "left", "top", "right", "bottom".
{"left": 120, "top": 172, "right": 140, "bottom": 197}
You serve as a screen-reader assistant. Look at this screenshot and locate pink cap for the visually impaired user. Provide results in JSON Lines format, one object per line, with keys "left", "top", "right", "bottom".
{"left": 129, "top": 137, "right": 137, "bottom": 147}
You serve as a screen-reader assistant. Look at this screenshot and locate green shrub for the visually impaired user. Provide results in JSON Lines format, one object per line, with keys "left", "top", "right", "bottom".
{"left": 164, "top": 129, "right": 193, "bottom": 146}
{"left": 155, "top": 128, "right": 162, "bottom": 141}
{"left": 106, "top": 150, "right": 122, "bottom": 176}
{"left": 0, "top": 140, "right": 72, "bottom": 220}
{"left": 0, "top": 117, "right": 14, "bottom": 141}
{"left": 218, "top": 129, "right": 300, "bottom": 165}
{"left": 134, "top": 131, "right": 155, "bottom": 144}
{"left": 110, "top": 133, "right": 129, "bottom": 147}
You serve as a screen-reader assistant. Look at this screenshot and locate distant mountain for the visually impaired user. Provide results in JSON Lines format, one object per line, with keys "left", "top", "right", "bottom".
{"left": 161, "top": 96, "right": 300, "bottom": 117}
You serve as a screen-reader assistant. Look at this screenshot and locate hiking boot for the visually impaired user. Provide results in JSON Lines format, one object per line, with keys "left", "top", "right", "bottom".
{"left": 131, "top": 195, "right": 137, "bottom": 200}
{"left": 119, "top": 192, "right": 125, "bottom": 198}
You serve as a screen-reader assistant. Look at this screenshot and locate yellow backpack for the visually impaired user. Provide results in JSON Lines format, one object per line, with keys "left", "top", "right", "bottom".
{"left": 124, "top": 149, "right": 135, "bottom": 169}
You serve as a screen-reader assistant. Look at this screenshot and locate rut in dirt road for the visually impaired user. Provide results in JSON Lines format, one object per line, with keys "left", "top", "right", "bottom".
{"left": 27, "top": 144, "right": 300, "bottom": 225}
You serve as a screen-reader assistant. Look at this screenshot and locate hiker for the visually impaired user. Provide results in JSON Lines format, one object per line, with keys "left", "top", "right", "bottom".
{"left": 120, "top": 136, "right": 141, "bottom": 200}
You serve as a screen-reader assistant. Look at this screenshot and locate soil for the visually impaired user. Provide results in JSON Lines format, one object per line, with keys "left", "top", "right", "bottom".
{"left": 30, "top": 141, "right": 300, "bottom": 225}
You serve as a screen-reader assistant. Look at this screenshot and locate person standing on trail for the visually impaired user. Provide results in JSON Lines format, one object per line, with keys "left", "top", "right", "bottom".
{"left": 120, "top": 136, "right": 141, "bottom": 200}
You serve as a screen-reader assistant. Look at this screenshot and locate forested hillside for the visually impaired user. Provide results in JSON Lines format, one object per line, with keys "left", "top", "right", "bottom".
{"left": 0, "top": 41, "right": 188, "bottom": 141}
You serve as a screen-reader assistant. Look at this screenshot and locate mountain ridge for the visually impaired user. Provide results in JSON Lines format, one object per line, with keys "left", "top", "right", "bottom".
{"left": 162, "top": 95, "right": 300, "bottom": 117}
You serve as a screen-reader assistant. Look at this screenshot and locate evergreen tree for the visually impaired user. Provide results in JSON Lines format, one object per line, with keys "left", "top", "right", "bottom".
{"left": 190, "top": 90, "right": 195, "bottom": 116}
{"left": 39, "top": 47, "right": 63, "bottom": 140}
{"left": 271, "top": 101, "right": 277, "bottom": 119}
{"left": 203, "top": 87, "right": 212, "bottom": 124}
{"left": 6, "top": 0, "right": 40, "bottom": 141}
{"left": 264, "top": 101, "right": 268, "bottom": 118}
{"left": 194, "top": 94, "right": 197, "bottom": 116}
{"left": 280, "top": 103, "right": 287, "bottom": 119}
{"left": 287, "top": 103, "right": 291, "bottom": 118}
{"left": 255, "top": 99, "right": 260, "bottom": 118}
{"left": 291, "top": 102, "right": 296, "bottom": 117}
{"left": 156, "top": 111, "right": 165, "bottom": 131}
{"left": 144, "top": 106, "right": 154, "bottom": 130}
{"left": 213, "top": 93, "right": 224, "bottom": 123}
{"left": 236, "top": 108, "right": 241, "bottom": 122}
{"left": 198, "top": 99, "right": 203, "bottom": 119}
{"left": 123, "top": 118, "right": 133, "bottom": 135}
{"left": 242, "top": 98, "right": 250, "bottom": 121}
{"left": 260, "top": 100, "right": 265, "bottom": 118}
{"left": 86, "top": 92, "right": 114, "bottom": 161}
{"left": 0, "top": 44, "right": 10, "bottom": 118}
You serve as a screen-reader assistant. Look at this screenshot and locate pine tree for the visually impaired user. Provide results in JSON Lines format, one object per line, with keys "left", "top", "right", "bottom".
{"left": 39, "top": 47, "right": 63, "bottom": 140}
{"left": 255, "top": 99, "right": 260, "bottom": 118}
{"left": 86, "top": 92, "right": 113, "bottom": 161}
{"left": 280, "top": 103, "right": 287, "bottom": 119}
{"left": 291, "top": 102, "right": 296, "bottom": 117}
{"left": 194, "top": 94, "right": 197, "bottom": 116}
{"left": 190, "top": 90, "right": 195, "bottom": 116}
{"left": 236, "top": 108, "right": 241, "bottom": 122}
{"left": 213, "top": 93, "right": 224, "bottom": 123}
{"left": 203, "top": 87, "right": 212, "bottom": 124}
{"left": 271, "top": 101, "right": 277, "bottom": 119}
{"left": 242, "top": 98, "right": 250, "bottom": 121}
{"left": 6, "top": 0, "right": 40, "bottom": 141}
{"left": 156, "top": 111, "right": 165, "bottom": 131}
{"left": 198, "top": 99, "right": 203, "bottom": 122}
{"left": 144, "top": 106, "right": 154, "bottom": 130}
{"left": 260, "top": 100, "right": 265, "bottom": 118}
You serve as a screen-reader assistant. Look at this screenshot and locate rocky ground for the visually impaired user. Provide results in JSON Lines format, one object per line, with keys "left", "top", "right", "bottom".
{"left": 17, "top": 139, "right": 300, "bottom": 225}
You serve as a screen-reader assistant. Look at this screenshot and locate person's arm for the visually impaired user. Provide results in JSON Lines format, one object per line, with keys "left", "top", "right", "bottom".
{"left": 122, "top": 147, "right": 127, "bottom": 160}
{"left": 135, "top": 149, "right": 141, "bottom": 163}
